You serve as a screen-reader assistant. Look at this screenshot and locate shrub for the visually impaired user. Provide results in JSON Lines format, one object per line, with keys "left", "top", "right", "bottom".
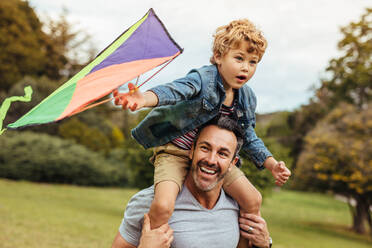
{"left": 0, "top": 131, "right": 128, "bottom": 186}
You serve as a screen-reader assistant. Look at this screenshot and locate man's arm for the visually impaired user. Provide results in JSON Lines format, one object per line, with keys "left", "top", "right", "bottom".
{"left": 238, "top": 213, "right": 271, "bottom": 248}
{"left": 112, "top": 231, "right": 136, "bottom": 248}
{"left": 112, "top": 214, "right": 173, "bottom": 248}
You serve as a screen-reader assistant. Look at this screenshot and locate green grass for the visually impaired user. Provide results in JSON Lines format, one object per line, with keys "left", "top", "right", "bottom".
{"left": 262, "top": 189, "right": 372, "bottom": 248}
{"left": 0, "top": 179, "right": 371, "bottom": 248}
{"left": 0, "top": 179, "right": 137, "bottom": 248}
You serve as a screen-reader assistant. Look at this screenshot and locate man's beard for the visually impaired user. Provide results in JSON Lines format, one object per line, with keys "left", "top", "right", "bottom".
{"left": 191, "top": 159, "right": 230, "bottom": 192}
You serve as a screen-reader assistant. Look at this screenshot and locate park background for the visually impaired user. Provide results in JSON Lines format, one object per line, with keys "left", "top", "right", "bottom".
{"left": 0, "top": 0, "right": 371, "bottom": 247}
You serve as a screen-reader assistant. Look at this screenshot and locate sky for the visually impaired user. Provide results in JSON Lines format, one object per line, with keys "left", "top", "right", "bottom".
{"left": 29, "top": 0, "right": 370, "bottom": 113}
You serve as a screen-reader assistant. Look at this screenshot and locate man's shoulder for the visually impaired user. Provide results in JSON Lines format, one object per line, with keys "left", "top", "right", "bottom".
{"left": 219, "top": 188, "right": 240, "bottom": 209}
{"left": 119, "top": 186, "right": 155, "bottom": 247}
{"left": 126, "top": 186, "right": 154, "bottom": 212}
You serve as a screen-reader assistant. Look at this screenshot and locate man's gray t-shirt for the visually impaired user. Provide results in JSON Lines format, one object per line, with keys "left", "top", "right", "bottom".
{"left": 119, "top": 185, "right": 240, "bottom": 248}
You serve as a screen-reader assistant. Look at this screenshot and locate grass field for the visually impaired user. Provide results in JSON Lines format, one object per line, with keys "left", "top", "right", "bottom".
{"left": 0, "top": 179, "right": 371, "bottom": 248}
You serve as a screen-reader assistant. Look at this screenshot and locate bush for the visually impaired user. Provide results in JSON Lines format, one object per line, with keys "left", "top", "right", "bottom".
{"left": 0, "top": 131, "right": 128, "bottom": 186}
{"left": 107, "top": 139, "right": 154, "bottom": 189}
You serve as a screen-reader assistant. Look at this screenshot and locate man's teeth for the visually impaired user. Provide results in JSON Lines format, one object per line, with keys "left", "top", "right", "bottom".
{"left": 200, "top": 166, "right": 217, "bottom": 175}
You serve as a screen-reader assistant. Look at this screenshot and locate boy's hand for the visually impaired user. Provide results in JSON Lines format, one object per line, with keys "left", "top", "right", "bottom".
{"left": 113, "top": 83, "right": 146, "bottom": 111}
{"left": 271, "top": 161, "right": 291, "bottom": 186}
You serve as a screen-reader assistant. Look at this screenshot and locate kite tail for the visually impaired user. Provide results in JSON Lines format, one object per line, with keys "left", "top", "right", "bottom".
{"left": 0, "top": 86, "right": 33, "bottom": 135}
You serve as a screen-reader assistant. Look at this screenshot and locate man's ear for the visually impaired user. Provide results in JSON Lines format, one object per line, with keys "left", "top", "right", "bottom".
{"left": 227, "top": 156, "right": 239, "bottom": 172}
{"left": 189, "top": 144, "right": 194, "bottom": 160}
{"left": 231, "top": 156, "right": 239, "bottom": 166}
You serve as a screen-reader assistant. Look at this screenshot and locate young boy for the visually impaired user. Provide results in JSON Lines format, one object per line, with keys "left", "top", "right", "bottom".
{"left": 114, "top": 19, "right": 291, "bottom": 229}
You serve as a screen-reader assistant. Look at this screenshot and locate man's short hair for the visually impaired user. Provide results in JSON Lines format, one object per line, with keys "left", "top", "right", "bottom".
{"left": 194, "top": 116, "right": 244, "bottom": 157}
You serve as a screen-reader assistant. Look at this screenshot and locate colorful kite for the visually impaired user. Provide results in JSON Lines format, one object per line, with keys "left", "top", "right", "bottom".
{"left": 1, "top": 8, "right": 182, "bottom": 133}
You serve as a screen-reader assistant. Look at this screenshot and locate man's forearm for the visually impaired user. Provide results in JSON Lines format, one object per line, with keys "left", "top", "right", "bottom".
{"left": 111, "top": 232, "right": 136, "bottom": 248}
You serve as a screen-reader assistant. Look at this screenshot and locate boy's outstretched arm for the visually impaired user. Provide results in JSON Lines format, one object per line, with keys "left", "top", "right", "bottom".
{"left": 263, "top": 157, "right": 291, "bottom": 186}
{"left": 113, "top": 83, "right": 159, "bottom": 111}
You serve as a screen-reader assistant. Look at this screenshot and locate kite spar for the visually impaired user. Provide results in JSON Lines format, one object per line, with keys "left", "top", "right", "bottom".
{"left": 2, "top": 8, "right": 182, "bottom": 133}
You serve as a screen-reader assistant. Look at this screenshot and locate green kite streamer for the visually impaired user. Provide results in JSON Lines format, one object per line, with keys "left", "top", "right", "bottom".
{"left": 0, "top": 86, "right": 33, "bottom": 135}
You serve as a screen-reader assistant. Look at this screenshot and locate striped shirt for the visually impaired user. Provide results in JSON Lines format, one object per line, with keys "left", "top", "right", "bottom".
{"left": 171, "top": 101, "right": 236, "bottom": 150}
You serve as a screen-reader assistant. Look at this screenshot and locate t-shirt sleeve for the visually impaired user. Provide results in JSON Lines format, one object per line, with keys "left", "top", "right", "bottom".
{"left": 118, "top": 186, "right": 154, "bottom": 246}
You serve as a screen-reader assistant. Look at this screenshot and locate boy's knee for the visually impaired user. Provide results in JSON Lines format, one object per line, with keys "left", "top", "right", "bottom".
{"left": 253, "top": 190, "right": 262, "bottom": 207}
{"left": 241, "top": 189, "right": 262, "bottom": 215}
{"left": 249, "top": 189, "right": 262, "bottom": 214}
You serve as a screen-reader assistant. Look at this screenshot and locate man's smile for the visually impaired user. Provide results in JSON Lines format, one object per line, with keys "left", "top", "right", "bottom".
{"left": 197, "top": 161, "right": 220, "bottom": 177}
{"left": 200, "top": 166, "right": 217, "bottom": 175}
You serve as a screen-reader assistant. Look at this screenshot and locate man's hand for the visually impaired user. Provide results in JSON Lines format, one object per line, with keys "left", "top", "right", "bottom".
{"left": 239, "top": 213, "right": 270, "bottom": 248}
{"left": 113, "top": 83, "right": 146, "bottom": 111}
{"left": 271, "top": 161, "right": 291, "bottom": 186}
{"left": 138, "top": 214, "right": 174, "bottom": 248}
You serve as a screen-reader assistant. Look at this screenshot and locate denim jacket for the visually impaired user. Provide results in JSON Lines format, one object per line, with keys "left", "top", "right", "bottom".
{"left": 131, "top": 65, "right": 272, "bottom": 169}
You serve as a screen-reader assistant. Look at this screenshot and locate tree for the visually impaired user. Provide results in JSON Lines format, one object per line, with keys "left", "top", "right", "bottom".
{"left": 58, "top": 116, "right": 124, "bottom": 154}
{"left": 317, "top": 8, "right": 372, "bottom": 109}
{"left": 42, "top": 8, "right": 96, "bottom": 79}
{"left": 293, "top": 103, "right": 372, "bottom": 235}
{"left": 287, "top": 99, "right": 329, "bottom": 171}
{"left": 0, "top": 0, "right": 95, "bottom": 93}
{"left": 0, "top": 0, "right": 47, "bottom": 92}
{"left": 288, "top": 8, "right": 372, "bottom": 171}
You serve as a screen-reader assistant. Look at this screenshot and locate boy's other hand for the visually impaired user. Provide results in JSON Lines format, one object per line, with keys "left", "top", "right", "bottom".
{"left": 113, "top": 83, "right": 146, "bottom": 111}
{"left": 271, "top": 161, "right": 291, "bottom": 186}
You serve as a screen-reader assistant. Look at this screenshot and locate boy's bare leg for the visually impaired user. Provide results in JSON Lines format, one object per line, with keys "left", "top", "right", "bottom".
{"left": 224, "top": 175, "right": 262, "bottom": 215}
{"left": 148, "top": 180, "right": 179, "bottom": 229}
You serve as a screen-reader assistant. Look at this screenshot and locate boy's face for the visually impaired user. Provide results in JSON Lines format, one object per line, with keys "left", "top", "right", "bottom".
{"left": 214, "top": 42, "right": 259, "bottom": 90}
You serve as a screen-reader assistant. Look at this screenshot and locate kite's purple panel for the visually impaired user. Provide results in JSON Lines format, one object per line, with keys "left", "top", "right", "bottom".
{"left": 90, "top": 10, "right": 180, "bottom": 74}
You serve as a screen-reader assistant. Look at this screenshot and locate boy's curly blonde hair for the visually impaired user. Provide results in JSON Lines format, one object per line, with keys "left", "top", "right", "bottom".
{"left": 210, "top": 19, "right": 267, "bottom": 64}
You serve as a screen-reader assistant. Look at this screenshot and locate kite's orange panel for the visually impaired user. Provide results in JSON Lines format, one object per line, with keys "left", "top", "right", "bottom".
{"left": 57, "top": 55, "right": 176, "bottom": 120}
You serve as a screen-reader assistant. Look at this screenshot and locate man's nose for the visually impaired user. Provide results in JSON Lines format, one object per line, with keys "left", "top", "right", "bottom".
{"left": 206, "top": 152, "right": 218, "bottom": 164}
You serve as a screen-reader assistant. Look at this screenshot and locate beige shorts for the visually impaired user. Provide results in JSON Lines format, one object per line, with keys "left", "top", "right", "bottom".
{"left": 151, "top": 143, "right": 245, "bottom": 190}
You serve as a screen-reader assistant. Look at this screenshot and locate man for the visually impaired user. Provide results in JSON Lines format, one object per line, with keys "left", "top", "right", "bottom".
{"left": 112, "top": 117, "right": 271, "bottom": 248}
